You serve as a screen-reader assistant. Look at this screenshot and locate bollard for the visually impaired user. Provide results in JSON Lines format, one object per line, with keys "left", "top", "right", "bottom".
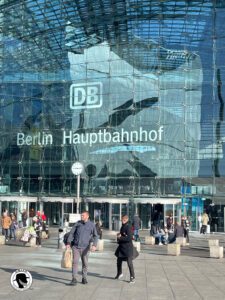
{"left": 0, "top": 235, "right": 5, "bottom": 245}
{"left": 176, "top": 237, "right": 186, "bottom": 246}
{"left": 145, "top": 236, "right": 155, "bottom": 245}
{"left": 210, "top": 246, "right": 223, "bottom": 258}
{"left": 208, "top": 239, "right": 219, "bottom": 247}
{"left": 167, "top": 243, "right": 181, "bottom": 256}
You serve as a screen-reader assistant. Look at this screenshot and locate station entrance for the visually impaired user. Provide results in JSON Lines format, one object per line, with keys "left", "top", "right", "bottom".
{"left": 134, "top": 198, "right": 182, "bottom": 229}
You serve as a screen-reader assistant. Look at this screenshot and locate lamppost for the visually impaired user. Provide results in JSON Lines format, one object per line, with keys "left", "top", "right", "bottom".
{"left": 71, "top": 162, "right": 84, "bottom": 214}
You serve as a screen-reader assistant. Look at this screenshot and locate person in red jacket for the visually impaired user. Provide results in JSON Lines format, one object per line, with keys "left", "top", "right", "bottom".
{"left": 41, "top": 211, "right": 47, "bottom": 222}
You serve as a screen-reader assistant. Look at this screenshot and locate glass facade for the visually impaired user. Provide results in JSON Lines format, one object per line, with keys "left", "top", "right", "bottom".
{"left": 0, "top": 0, "right": 225, "bottom": 230}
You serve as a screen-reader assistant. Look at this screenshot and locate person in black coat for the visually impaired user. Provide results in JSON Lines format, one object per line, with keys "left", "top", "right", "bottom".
{"left": 114, "top": 215, "right": 135, "bottom": 284}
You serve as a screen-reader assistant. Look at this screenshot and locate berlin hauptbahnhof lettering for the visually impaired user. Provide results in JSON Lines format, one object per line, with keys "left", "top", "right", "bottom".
{"left": 16, "top": 126, "right": 164, "bottom": 146}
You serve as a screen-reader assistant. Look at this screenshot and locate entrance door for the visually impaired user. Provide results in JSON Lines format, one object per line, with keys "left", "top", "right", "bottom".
{"left": 111, "top": 203, "right": 121, "bottom": 231}
{"left": 138, "top": 204, "right": 151, "bottom": 229}
{"left": 43, "top": 202, "right": 62, "bottom": 225}
{"left": 87, "top": 202, "right": 109, "bottom": 228}
{"left": 164, "top": 203, "right": 181, "bottom": 226}
{"left": 151, "top": 204, "right": 164, "bottom": 228}
{"left": 181, "top": 197, "right": 204, "bottom": 231}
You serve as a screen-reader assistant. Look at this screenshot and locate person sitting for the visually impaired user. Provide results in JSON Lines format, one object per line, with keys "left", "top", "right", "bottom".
{"left": 161, "top": 226, "right": 169, "bottom": 244}
{"left": 151, "top": 225, "right": 165, "bottom": 245}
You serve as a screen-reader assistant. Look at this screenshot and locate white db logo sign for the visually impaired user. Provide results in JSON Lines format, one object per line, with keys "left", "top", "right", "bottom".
{"left": 70, "top": 82, "right": 102, "bottom": 109}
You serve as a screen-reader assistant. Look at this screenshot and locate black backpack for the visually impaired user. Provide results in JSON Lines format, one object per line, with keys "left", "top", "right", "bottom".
{"left": 63, "top": 232, "right": 70, "bottom": 245}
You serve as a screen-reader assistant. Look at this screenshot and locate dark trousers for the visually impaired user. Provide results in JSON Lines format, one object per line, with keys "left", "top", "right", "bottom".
{"left": 36, "top": 231, "right": 42, "bottom": 245}
{"left": 201, "top": 225, "right": 207, "bottom": 234}
{"left": 117, "top": 257, "right": 135, "bottom": 278}
{"left": 184, "top": 229, "right": 189, "bottom": 243}
{"left": 2, "top": 228, "right": 9, "bottom": 239}
{"left": 72, "top": 246, "right": 90, "bottom": 279}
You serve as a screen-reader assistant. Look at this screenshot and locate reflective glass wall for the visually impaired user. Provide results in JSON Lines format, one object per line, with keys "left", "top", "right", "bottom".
{"left": 0, "top": 0, "right": 225, "bottom": 229}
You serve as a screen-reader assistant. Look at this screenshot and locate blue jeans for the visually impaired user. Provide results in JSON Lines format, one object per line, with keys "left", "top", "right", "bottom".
{"left": 134, "top": 229, "right": 139, "bottom": 241}
{"left": 10, "top": 228, "right": 16, "bottom": 240}
{"left": 154, "top": 233, "right": 163, "bottom": 243}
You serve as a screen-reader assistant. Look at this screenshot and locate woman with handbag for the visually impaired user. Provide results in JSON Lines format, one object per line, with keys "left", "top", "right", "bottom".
{"left": 114, "top": 215, "right": 136, "bottom": 284}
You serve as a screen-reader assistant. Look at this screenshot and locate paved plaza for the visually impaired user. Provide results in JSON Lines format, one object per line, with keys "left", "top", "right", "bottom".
{"left": 1, "top": 230, "right": 225, "bottom": 300}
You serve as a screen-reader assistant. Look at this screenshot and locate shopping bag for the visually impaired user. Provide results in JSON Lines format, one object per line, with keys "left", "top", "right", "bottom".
{"left": 61, "top": 248, "right": 72, "bottom": 268}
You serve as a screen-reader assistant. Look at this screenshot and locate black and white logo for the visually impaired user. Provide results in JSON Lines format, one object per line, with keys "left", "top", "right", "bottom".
{"left": 11, "top": 269, "right": 32, "bottom": 291}
{"left": 70, "top": 82, "right": 102, "bottom": 109}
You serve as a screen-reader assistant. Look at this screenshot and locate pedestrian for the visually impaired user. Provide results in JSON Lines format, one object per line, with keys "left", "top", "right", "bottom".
{"left": 21, "top": 209, "right": 28, "bottom": 227}
{"left": 66, "top": 211, "right": 98, "bottom": 286}
{"left": 95, "top": 220, "right": 103, "bottom": 240}
{"left": 41, "top": 211, "right": 47, "bottom": 223}
{"left": 151, "top": 225, "right": 165, "bottom": 245}
{"left": 41, "top": 211, "right": 48, "bottom": 237}
{"left": 201, "top": 211, "right": 209, "bottom": 234}
{"left": 132, "top": 214, "right": 141, "bottom": 241}
{"left": 198, "top": 213, "right": 202, "bottom": 232}
{"left": 166, "top": 214, "right": 173, "bottom": 230}
{"left": 33, "top": 216, "right": 42, "bottom": 247}
{"left": 182, "top": 216, "right": 190, "bottom": 245}
{"left": 114, "top": 215, "right": 136, "bottom": 284}
{"left": 1, "top": 212, "right": 12, "bottom": 241}
{"left": 10, "top": 213, "right": 18, "bottom": 240}
{"left": 174, "top": 221, "right": 184, "bottom": 240}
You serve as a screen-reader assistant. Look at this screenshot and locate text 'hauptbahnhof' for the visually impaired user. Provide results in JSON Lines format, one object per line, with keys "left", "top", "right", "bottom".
{"left": 0, "top": 0, "right": 225, "bottom": 232}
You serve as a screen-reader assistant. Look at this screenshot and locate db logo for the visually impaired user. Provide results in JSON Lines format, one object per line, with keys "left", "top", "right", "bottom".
{"left": 70, "top": 82, "right": 102, "bottom": 109}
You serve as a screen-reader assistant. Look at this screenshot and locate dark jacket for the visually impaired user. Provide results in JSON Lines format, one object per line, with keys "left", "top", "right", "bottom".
{"left": 174, "top": 224, "right": 184, "bottom": 237}
{"left": 133, "top": 215, "right": 141, "bottom": 230}
{"left": 67, "top": 220, "right": 98, "bottom": 249}
{"left": 115, "top": 222, "right": 133, "bottom": 258}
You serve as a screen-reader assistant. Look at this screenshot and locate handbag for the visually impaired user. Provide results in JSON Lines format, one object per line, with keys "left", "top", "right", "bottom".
{"left": 132, "top": 245, "right": 139, "bottom": 260}
{"left": 61, "top": 248, "right": 72, "bottom": 268}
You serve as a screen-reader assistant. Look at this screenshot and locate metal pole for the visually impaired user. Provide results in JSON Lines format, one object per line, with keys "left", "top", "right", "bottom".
{"left": 77, "top": 174, "right": 80, "bottom": 214}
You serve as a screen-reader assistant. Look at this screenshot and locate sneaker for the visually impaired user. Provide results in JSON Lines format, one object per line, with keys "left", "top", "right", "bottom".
{"left": 82, "top": 278, "right": 88, "bottom": 284}
{"left": 69, "top": 278, "right": 77, "bottom": 286}
{"left": 129, "top": 277, "right": 135, "bottom": 284}
{"left": 114, "top": 273, "right": 123, "bottom": 280}
{"left": 158, "top": 242, "right": 163, "bottom": 246}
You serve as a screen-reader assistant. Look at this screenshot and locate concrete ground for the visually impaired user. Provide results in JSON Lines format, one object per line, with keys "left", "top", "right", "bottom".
{"left": 1, "top": 229, "right": 225, "bottom": 300}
